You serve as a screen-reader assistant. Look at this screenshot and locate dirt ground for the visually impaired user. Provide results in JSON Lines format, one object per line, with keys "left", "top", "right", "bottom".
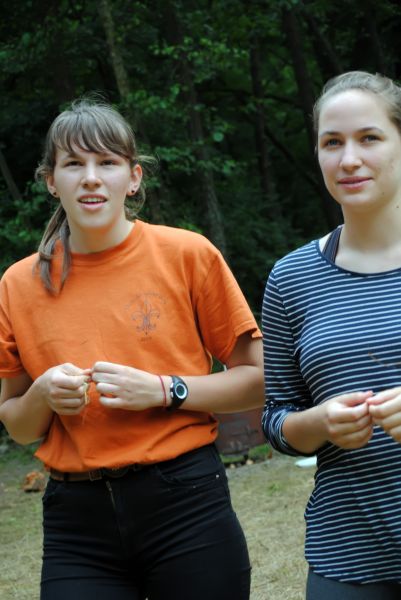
{"left": 0, "top": 446, "right": 314, "bottom": 600}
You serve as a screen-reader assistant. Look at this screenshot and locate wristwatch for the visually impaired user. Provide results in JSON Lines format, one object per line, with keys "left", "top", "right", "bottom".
{"left": 167, "top": 375, "right": 188, "bottom": 411}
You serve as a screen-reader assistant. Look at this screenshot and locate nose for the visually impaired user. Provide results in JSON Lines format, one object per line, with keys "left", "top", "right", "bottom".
{"left": 81, "top": 163, "right": 101, "bottom": 187}
{"left": 339, "top": 141, "right": 362, "bottom": 170}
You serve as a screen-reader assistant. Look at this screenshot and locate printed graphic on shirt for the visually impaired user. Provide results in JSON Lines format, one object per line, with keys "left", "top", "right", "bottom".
{"left": 126, "top": 293, "right": 166, "bottom": 339}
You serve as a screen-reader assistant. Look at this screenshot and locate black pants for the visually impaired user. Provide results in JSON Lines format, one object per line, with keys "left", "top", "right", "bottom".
{"left": 41, "top": 444, "right": 250, "bottom": 600}
{"left": 306, "top": 569, "right": 401, "bottom": 600}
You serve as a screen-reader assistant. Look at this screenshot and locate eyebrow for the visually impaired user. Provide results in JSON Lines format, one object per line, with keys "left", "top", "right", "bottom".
{"left": 319, "top": 126, "right": 385, "bottom": 138}
{"left": 60, "top": 149, "right": 113, "bottom": 159}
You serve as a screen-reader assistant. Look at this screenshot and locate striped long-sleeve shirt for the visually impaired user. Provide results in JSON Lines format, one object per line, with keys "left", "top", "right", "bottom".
{"left": 262, "top": 237, "right": 401, "bottom": 583}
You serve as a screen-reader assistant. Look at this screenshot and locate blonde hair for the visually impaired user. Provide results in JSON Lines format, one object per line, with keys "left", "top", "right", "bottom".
{"left": 35, "top": 97, "right": 152, "bottom": 293}
{"left": 313, "top": 71, "right": 401, "bottom": 136}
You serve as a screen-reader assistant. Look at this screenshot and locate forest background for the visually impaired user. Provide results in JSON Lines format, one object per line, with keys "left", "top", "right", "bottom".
{"left": 1, "top": 0, "right": 400, "bottom": 313}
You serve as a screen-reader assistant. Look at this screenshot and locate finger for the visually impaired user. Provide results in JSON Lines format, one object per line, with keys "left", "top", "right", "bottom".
{"left": 373, "top": 413, "right": 401, "bottom": 432}
{"left": 368, "top": 387, "right": 401, "bottom": 405}
{"left": 53, "top": 374, "right": 90, "bottom": 391}
{"left": 91, "top": 372, "right": 120, "bottom": 385}
{"left": 350, "top": 413, "right": 373, "bottom": 430}
{"left": 387, "top": 425, "right": 401, "bottom": 442}
{"left": 329, "top": 413, "right": 372, "bottom": 436}
{"left": 99, "top": 395, "right": 125, "bottom": 408}
{"left": 335, "top": 391, "right": 373, "bottom": 407}
{"left": 61, "top": 363, "right": 88, "bottom": 376}
{"left": 51, "top": 397, "right": 85, "bottom": 411}
{"left": 95, "top": 382, "right": 120, "bottom": 396}
{"left": 328, "top": 402, "right": 369, "bottom": 424}
{"left": 92, "top": 361, "right": 121, "bottom": 374}
{"left": 369, "top": 396, "right": 401, "bottom": 418}
{"left": 340, "top": 427, "right": 373, "bottom": 449}
{"left": 50, "top": 386, "right": 87, "bottom": 400}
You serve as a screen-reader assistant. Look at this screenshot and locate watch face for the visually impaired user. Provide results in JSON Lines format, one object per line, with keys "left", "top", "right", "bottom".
{"left": 175, "top": 382, "right": 187, "bottom": 400}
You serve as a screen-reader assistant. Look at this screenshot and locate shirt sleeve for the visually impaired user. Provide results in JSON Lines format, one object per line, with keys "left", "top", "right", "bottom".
{"left": 0, "top": 276, "right": 24, "bottom": 377}
{"left": 261, "top": 268, "right": 314, "bottom": 456}
{"left": 195, "top": 250, "right": 261, "bottom": 365}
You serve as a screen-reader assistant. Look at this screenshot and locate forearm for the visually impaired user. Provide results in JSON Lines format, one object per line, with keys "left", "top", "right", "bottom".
{"left": 170, "top": 364, "right": 264, "bottom": 414}
{"left": 281, "top": 404, "right": 328, "bottom": 454}
{"left": 0, "top": 379, "right": 53, "bottom": 445}
{"left": 93, "top": 336, "right": 264, "bottom": 413}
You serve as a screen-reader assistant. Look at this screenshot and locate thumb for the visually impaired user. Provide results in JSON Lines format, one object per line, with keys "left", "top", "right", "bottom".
{"left": 336, "top": 391, "right": 373, "bottom": 407}
{"left": 368, "top": 387, "right": 401, "bottom": 405}
{"left": 61, "top": 363, "right": 88, "bottom": 377}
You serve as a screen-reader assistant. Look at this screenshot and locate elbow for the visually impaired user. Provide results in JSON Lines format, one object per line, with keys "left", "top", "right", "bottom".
{"left": 253, "top": 367, "right": 266, "bottom": 407}
{"left": 0, "top": 419, "right": 43, "bottom": 446}
{"left": 242, "top": 367, "right": 265, "bottom": 410}
{"left": 4, "top": 428, "right": 41, "bottom": 446}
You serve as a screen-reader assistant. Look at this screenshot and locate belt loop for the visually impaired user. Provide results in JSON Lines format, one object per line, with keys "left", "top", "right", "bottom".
{"left": 88, "top": 469, "right": 102, "bottom": 481}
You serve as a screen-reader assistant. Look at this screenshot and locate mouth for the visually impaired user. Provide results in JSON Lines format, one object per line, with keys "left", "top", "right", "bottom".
{"left": 78, "top": 195, "right": 107, "bottom": 206}
{"left": 337, "top": 177, "right": 372, "bottom": 191}
{"left": 338, "top": 177, "right": 371, "bottom": 186}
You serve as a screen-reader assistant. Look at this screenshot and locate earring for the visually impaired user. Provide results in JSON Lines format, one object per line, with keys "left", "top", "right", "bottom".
{"left": 51, "top": 191, "right": 58, "bottom": 197}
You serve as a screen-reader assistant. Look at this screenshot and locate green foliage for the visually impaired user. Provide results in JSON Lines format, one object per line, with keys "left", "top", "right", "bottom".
{"left": 1, "top": 0, "right": 401, "bottom": 307}
{"left": 0, "top": 183, "right": 51, "bottom": 273}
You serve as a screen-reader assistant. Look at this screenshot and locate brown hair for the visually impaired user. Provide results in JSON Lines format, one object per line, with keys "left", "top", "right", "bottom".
{"left": 313, "top": 71, "right": 401, "bottom": 138}
{"left": 35, "top": 97, "right": 152, "bottom": 293}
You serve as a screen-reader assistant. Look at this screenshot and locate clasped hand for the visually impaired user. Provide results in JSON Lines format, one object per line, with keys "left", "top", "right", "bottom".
{"left": 367, "top": 387, "right": 401, "bottom": 443}
{"left": 322, "top": 387, "right": 401, "bottom": 449}
{"left": 39, "top": 361, "right": 162, "bottom": 416}
{"left": 321, "top": 391, "right": 374, "bottom": 449}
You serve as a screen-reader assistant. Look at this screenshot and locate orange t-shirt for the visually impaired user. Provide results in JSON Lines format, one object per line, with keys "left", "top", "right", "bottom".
{"left": 0, "top": 220, "right": 261, "bottom": 471}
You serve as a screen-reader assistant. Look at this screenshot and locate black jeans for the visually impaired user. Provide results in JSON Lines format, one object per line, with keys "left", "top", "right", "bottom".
{"left": 306, "top": 569, "right": 401, "bottom": 600}
{"left": 41, "top": 444, "right": 250, "bottom": 600}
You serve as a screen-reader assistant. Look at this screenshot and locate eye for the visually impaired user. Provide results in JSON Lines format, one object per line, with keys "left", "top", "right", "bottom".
{"left": 101, "top": 159, "right": 117, "bottom": 166}
{"left": 322, "top": 138, "right": 341, "bottom": 148}
{"left": 361, "top": 134, "right": 379, "bottom": 143}
{"left": 64, "top": 160, "right": 81, "bottom": 167}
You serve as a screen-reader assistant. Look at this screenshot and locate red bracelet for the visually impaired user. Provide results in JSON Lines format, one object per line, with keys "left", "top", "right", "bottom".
{"left": 157, "top": 374, "right": 167, "bottom": 409}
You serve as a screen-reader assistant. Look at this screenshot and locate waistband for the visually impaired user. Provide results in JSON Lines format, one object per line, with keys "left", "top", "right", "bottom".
{"left": 49, "top": 444, "right": 217, "bottom": 482}
{"left": 49, "top": 463, "right": 147, "bottom": 482}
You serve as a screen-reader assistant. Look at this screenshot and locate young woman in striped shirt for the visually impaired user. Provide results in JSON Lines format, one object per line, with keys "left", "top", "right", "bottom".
{"left": 262, "top": 71, "right": 401, "bottom": 599}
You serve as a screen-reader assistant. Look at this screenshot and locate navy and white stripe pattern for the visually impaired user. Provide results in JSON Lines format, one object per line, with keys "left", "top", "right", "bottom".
{"left": 262, "top": 239, "right": 401, "bottom": 583}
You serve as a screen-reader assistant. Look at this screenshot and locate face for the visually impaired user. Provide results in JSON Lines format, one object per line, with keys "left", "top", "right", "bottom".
{"left": 317, "top": 89, "right": 401, "bottom": 214}
{"left": 47, "top": 144, "right": 142, "bottom": 246}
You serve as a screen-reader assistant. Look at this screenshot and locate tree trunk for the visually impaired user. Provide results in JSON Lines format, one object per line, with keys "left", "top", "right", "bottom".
{"left": 363, "top": 3, "right": 387, "bottom": 74}
{"left": 282, "top": 8, "right": 316, "bottom": 153}
{"left": 0, "top": 147, "right": 22, "bottom": 202}
{"left": 97, "top": 0, "right": 164, "bottom": 223}
{"left": 249, "top": 38, "right": 280, "bottom": 218}
{"left": 300, "top": 5, "right": 343, "bottom": 78}
{"left": 161, "top": 2, "right": 227, "bottom": 256}
{"left": 282, "top": 7, "right": 341, "bottom": 229}
{"left": 97, "top": 0, "right": 132, "bottom": 103}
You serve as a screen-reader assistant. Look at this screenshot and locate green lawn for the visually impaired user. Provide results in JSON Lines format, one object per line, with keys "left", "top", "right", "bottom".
{"left": 0, "top": 440, "right": 313, "bottom": 600}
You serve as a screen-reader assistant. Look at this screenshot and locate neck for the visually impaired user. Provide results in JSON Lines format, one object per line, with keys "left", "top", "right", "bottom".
{"left": 68, "top": 220, "right": 134, "bottom": 254}
{"left": 333, "top": 205, "right": 401, "bottom": 273}
{"left": 342, "top": 203, "right": 401, "bottom": 251}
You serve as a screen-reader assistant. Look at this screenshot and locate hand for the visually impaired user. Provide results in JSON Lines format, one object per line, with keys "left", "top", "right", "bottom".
{"left": 367, "top": 387, "right": 401, "bottom": 443}
{"left": 91, "top": 361, "right": 164, "bottom": 411}
{"left": 320, "top": 391, "right": 374, "bottom": 449}
{"left": 38, "top": 363, "right": 91, "bottom": 415}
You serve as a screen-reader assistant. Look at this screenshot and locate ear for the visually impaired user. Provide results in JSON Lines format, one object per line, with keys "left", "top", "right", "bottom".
{"left": 127, "top": 163, "right": 143, "bottom": 196}
{"left": 46, "top": 175, "right": 58, "bottom": 198}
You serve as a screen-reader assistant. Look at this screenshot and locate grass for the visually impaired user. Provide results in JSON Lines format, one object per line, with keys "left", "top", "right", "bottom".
{"left": 0, "top": 441, "right": 43, "bottom": 600}
{"left": 228, "top": 454, "right": 314, "bottom": 600}
{"left": 0, "top": 441, "right": 314, "bottom": 600}
{"left": 221, "top": 443, "right": 273, "bottom": 466}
